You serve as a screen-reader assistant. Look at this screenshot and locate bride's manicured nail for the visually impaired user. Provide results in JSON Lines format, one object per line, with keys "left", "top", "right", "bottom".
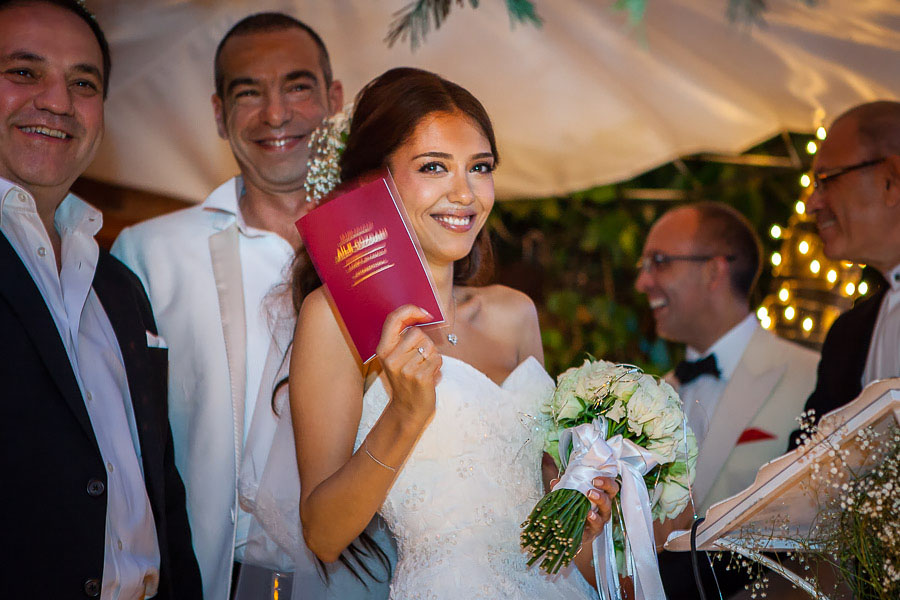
{"left": 588, "top": 490, "right": 600, "bottom": 501}
{"left": 588, "top": 511, "right": 598, "bottom": 520}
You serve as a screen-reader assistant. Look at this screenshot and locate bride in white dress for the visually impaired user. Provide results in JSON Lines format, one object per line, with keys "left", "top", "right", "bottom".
{"left": 289, "top": 67, "right": 618, "bottom": 598}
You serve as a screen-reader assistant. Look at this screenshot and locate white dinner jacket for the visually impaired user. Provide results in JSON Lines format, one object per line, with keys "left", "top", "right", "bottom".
{"left": 112, "top": 178, "right": 249, "bottom": 600}
{"left": 669, "top": 327, "right": 819, "bottom": 513}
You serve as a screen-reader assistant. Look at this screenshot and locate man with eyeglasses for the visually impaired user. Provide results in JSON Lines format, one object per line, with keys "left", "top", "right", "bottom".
{"left": 793, "top": 100, "right": 900, "bottom": 438}
{"left": 636, "top": 202, "right": 818, "bottom": 597}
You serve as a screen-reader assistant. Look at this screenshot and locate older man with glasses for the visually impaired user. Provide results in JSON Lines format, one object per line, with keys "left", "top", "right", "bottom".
{"left": 635, "top": 202, "right": 818, "bottom": 598}
{"left": 792, "top": 101, "right": 900, "bottom": 440}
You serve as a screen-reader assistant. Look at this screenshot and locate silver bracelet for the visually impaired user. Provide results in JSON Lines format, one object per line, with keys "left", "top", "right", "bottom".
{"left": 364, "top": 440, "right": 397, "bottom": 473}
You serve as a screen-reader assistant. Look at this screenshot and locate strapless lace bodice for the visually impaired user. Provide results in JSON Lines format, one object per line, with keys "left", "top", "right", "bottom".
{"left": 354, "top": 356, "right": 593, "bottom": 599}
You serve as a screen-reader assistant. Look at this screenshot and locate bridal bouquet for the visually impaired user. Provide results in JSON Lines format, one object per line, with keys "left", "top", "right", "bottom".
{"left": 521, "top": 359, "right": 696, "bottom": 598}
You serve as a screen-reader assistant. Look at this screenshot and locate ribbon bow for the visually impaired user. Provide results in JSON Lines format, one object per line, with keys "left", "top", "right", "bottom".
{"left": 554, "top": 418, "right": 666, "bottom": 600}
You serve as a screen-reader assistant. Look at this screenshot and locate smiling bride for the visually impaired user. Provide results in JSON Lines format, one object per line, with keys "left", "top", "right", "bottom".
{"left": 288, "top": 67, "right": 618, "bottom": 599}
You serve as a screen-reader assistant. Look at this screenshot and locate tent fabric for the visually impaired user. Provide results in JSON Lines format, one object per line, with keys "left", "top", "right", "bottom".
{"left": 87, "top": 0, "right": 900, "bottom": 202}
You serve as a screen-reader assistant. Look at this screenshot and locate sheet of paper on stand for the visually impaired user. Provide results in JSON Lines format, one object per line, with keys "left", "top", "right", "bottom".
{"left": 665, "top": 378, "right": 900, "bottom": 555}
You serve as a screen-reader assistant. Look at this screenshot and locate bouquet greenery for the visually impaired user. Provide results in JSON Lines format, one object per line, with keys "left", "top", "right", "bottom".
{"left": 521, "top": 359, "right": 696, "bottom": 585}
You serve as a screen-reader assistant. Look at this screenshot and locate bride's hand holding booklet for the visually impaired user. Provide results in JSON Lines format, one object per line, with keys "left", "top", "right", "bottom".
{"left": 295, "top": 170, "right": 444, "bottom": 363}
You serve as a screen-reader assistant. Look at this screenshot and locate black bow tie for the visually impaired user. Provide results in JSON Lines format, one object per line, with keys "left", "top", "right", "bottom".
{"left": 675, "top": 354, "right": 721, "bottom": 385}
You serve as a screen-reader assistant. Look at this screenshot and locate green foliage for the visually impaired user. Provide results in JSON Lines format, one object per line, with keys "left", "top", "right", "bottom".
{"left": 492, "top": 133, "right": 814, "bottom": 377}
{"left": 386, "top": 0, "right": 540, "bottom": 49}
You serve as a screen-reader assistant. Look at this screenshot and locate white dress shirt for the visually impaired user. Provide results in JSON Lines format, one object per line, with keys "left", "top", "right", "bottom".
{"left": 0, "top": 179, "right": 160, "bottom": 600}
{"left": 223, "top": 190, "right": 293, "bottom": 562}
{"left": 863, "top": 263, "right": 900, "bottom": 386}
{"left": 680, "top": 314, "right": 759, "bottom": 449}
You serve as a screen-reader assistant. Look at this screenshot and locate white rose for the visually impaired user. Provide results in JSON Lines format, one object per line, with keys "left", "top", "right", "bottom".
{"left": 653, "top": 477, "right": 691, "bottom": 522}
{"left": 610, "top": 376, "right": 638, "bottom": 403}
{"left": 555, "top": 393, "right": 583, "bottom": 421}
{"left": 626, "top": 375, "right": 668, "bottom": 436}
{"left": 646, "top": 434, "right": 679, "bottom": 462}
{"left": 605, "top": 398, "right": 627, "bottom": 423}
{"left": 550, "top": 365, "right": 583, "bottom": 421}
{"left": 643, "top": 405, "right": 683, "bottom": 440}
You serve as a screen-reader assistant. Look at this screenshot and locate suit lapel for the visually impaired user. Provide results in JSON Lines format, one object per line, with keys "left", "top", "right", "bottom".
{"left": 693, "top": 329, "right": 786, "bottom": 505}
{"left": 209, "top": 223, "right": 247, "bottom": 471}
{"left": 0, "top": 234, "right": 97, "bottom": 444}
{"left": 92, "top": 253, "right": 165, "bottom": 481}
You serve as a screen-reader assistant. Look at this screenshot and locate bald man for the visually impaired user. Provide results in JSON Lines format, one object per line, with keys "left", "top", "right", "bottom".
{"left": 796, "top": 101, "right": 900, "bottom": 432}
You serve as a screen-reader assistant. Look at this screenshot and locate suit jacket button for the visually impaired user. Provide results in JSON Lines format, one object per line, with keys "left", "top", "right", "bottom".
{"left": 86, "top": 479, "right": 105, "bottom": 497}
{"left": 83, "top": 578, "right": 101, "bottom": 597}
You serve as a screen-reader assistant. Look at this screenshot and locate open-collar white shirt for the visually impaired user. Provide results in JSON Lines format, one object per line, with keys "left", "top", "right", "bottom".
{"left": 0, "top": 178, "right": 160, "bottom": 599}
{"left": 863, "top": 263, "right": 900, "bottom": 386}
{"left": 205, "top": 178, "right": 294, "bottom": 561}
{"left": 680, "top": 314, "right": 759, "bottom": 449}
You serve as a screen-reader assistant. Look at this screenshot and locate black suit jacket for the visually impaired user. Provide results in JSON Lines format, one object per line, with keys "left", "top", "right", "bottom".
{"left": 0, "top": 234, "right": 201, "bottom": 599}
{"left": 788, "top": 282, "right": 888, "bottom": 448}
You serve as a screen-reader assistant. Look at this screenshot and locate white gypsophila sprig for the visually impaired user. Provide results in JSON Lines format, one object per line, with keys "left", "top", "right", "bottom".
{"left": 303, "top": 108, "right": 352, "bottom": 204}
{"left": 747, "top": 424, "right": 900, "bottom": 599}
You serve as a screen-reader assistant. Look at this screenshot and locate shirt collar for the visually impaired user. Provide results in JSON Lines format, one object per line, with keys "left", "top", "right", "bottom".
{"left": 685, "top": 313, "right": 759, "bottom": 380}
{"left": 202, "top": 175, "right": 271, "bottom": 238}
{"left": 0, "top": 176, "right": 101, "bottom": 237}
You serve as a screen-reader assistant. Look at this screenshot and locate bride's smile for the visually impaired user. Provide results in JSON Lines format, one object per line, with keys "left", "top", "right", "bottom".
{"left": 387, "top": 110, "right": 495, "bottom": 268}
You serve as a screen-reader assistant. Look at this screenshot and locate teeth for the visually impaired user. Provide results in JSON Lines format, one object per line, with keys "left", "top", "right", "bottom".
{"left": 21, "top": 126, "right": 67, "bottom": 139}
{"left": 435, "top": 215, "right": 472, "bottom": 227}
{"left": 649, "top": 298, "right": 667, "bottom": 309}
{"left": 262, "top": 137, "right": 294, "bottom": 147}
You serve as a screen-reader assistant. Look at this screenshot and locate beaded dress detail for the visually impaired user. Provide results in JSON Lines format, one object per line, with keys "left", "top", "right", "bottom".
{"left": 354, "top": 355, "right": 594, "bottom": 599}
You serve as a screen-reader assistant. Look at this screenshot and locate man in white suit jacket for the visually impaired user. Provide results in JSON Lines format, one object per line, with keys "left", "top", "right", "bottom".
{"left": 113, "top": 13, "right": 393, "bottom": 600}
{"left": 635, "top": 202, "right": 818, "bottom": 597}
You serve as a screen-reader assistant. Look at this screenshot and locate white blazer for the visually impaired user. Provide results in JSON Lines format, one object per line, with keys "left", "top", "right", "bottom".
{"left": 113, "top": 178, "right": 253, "bottom": 600}
{"left": 670, "top": 328, "right": 819, "bottom": 513}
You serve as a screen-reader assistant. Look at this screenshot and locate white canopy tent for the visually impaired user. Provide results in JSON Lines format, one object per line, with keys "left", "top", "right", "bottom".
{"left": 86, "top": 0, "right": 900, "bottom": 202}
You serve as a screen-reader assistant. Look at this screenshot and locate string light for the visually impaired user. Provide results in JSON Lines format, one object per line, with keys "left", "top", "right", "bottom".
{"left": 826, "top": 269, "right": 837, "bottom": 283}
{"left": 800, "top": 174, "right": 811, "bottom": 188}
{"left": 795, "top": 200, "right": 806, "bottom": 214}
{"left": 802, "top": 317, "right": 814, "bottom": 332}
{"left": 816, "top": 126, "right": 827, "bottom": 140}
{"left": 859, "top": 281, "right": 868, "bottom": 295}
{"left": 798, "top": 240, "right": 810, "bottom": 254}
{"left": 810, "top": 259, "right": 821, "bottom": 274}
{"left": 806, "top": 141, "right": 817, "bottom": 154}
{"left": 761, "top": 315, "right": 772, "bottom": 329}
{"left": 785, "top": 306, "right": 796, "bottom": 321}
{"left": 771, "top": 252, "right": 782, "bottom": 266}
{"left": 757, "top": 306, "right": 768, "bottom": 320}
{"left": 778, "top": 287, "right": 790, "bottom": 302}
{"left": 770, "top": 225, "right": 782, "bottom": 239}
{"left": 845, "top": 282, "right": 856, "bottom": 295}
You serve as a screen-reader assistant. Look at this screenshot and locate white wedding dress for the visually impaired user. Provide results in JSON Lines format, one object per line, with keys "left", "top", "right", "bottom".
{"left": 354, "top": 355, "right": 595, "bottom": 599}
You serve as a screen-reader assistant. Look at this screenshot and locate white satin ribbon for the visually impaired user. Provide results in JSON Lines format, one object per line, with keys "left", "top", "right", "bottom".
{"left": 554, "top": 418, "right": 667, "bottom": 600}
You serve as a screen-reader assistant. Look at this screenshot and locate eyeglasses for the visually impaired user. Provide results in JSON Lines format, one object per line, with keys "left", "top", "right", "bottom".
{"left": 636, "top": 253, "right": 736, "bottom": 273}
{"left": 812, "top": 158, "right": 885, "bottom": 190}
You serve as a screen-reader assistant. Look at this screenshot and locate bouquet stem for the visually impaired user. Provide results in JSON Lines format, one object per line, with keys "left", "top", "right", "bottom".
{"left": 521, "top": 488, "right": 591, "bottom": 574}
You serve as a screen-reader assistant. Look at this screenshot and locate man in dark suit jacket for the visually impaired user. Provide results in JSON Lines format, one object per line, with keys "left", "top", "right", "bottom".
{"left": 796, "top": 101, "right": 900, "bottom": 437}
{"left": 0, "top": 1, "right": 201, "bottom": 598}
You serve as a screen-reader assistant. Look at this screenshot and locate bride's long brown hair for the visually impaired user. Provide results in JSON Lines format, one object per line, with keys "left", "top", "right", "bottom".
{"left": 285, "top": 66, "right": 500, "bottom": 585}
{"left": 289, "top": 66, "right": 498, "bottom": 314}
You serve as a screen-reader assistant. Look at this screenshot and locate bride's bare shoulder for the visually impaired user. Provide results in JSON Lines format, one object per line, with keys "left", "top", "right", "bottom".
{"left": 471, "top": 284, "right": 538, "bottom": 320}
{"left": 467, "top": 285, "right": 541, "bottom": 360}
{"left": 296, "top": 286, "right": 343, "bottom": 340}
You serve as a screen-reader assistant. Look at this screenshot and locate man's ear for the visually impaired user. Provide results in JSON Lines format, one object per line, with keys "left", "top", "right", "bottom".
{"left": 707, "top": 255, "right": 731, "bottom": 292}
{"left": 212, "top": 93, "right": 228, "bottom": 140}
{"left": 884, "top": 154, "right": 900, "bottom": 208}
{"left": 327, "top": 80, "right": 345, "bottom": 116}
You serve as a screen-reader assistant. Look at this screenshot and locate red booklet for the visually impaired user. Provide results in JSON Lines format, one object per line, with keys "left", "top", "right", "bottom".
{"left": 296, "top": 171, "right": 444, "bottom": 363}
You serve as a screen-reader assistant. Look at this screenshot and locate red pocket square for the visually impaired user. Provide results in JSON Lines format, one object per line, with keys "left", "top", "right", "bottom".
{"left": 737, "top": 427, "right": 777, "bottom": 444}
